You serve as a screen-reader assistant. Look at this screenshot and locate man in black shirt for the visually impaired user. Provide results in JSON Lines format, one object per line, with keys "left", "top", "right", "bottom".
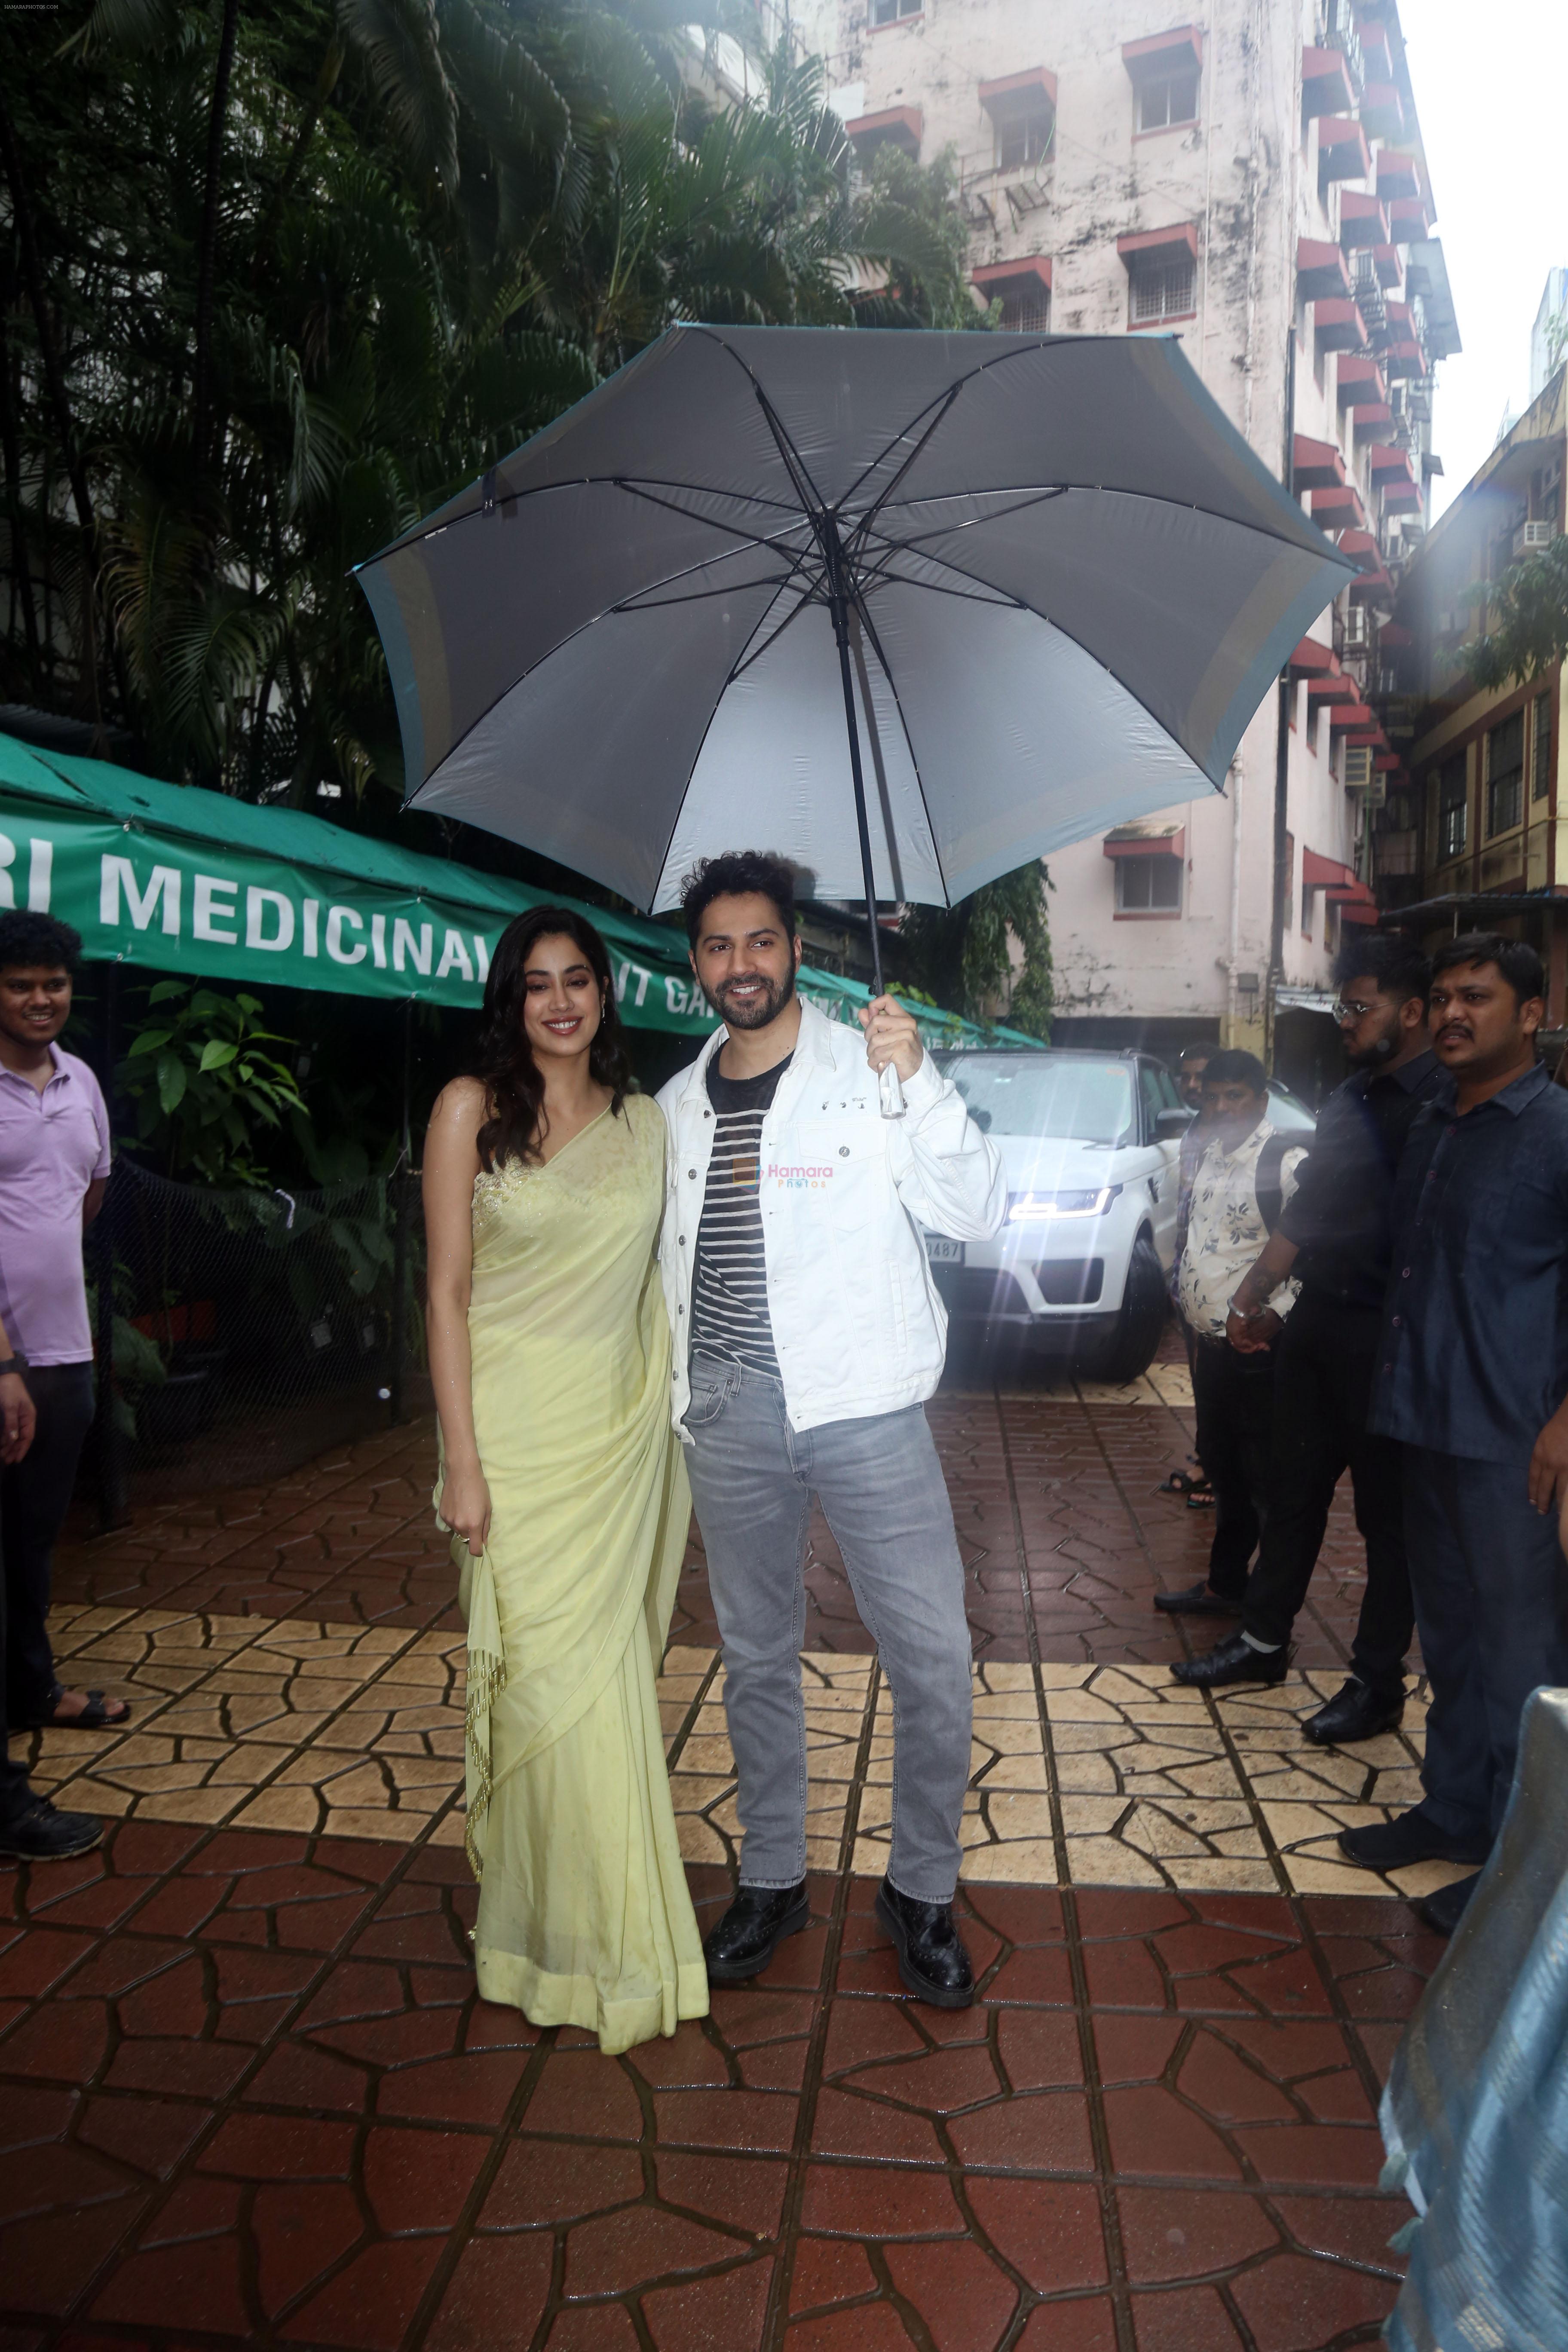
{"left": 1350, "top": 934, "right": 1568, "bottom": 1930}
{"left": 1174, "top": 936, "right": 1440, "bottom": 1743}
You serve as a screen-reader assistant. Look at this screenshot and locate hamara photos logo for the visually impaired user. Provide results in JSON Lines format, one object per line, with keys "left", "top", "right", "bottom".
{"left": 766, "top": 1164, "right": 836, "bottom": 1189}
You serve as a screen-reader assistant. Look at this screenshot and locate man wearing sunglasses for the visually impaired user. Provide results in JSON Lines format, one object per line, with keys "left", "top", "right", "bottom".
{"left": 1173, "top": 934, "right": 1439, "bottom": 1745}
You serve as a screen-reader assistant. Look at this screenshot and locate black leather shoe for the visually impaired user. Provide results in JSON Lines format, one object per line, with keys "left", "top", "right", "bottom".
{"left": 0, "top": 1799, "right": 104, "bottom": 1862}
{"left": 875, "top": 1878, "right": 975, "bottom": 2009}
{"left": 1170, "top": 1632, "right": 1289, "bottom": 1688}
{"left": 1418, "top": 1871, "right": 1481, "bottom": 1936}
{"left": 703, "top": 1881, "right": 809, "bottom": 1984}
{"left": 1302, "top": 1677, "right": 1405, "bottom": 1747}
{"left": 1154, "top": 1580, "right": 1242, "bottom": 1617}
{"left": 1337, "top": 1813, "right": 1491, "bottom": 1871}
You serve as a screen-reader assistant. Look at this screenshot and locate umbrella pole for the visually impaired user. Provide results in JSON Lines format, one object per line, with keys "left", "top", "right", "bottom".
{"left": 826, "top": 543, "right": 904, "bottom": 1115}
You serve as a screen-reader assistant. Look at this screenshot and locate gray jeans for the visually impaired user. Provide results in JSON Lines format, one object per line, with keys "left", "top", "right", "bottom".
{"left": 683, "top": 1351, "right": 973, "bottom": 1903}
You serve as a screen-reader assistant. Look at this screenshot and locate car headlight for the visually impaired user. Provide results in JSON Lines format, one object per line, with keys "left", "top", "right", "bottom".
{"left": 1007, "top": 1185, "right": 1122, "bottom": 1222}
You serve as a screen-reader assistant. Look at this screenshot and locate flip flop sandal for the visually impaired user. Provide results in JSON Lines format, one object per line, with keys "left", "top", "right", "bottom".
{"left": 1184, "top": 1485, "right": 1216, "bottom": 1511}
{"left": 30, "top": 1689, "right": 132, "bottom": 1731}
{"left": 1155, "top": 1471, "right": 1197, "bottom": 1497}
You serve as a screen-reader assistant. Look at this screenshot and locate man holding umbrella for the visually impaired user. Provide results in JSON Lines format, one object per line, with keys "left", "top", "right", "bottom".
{"left": 658, "top": 852, "right": 1005, "bottom": 2007}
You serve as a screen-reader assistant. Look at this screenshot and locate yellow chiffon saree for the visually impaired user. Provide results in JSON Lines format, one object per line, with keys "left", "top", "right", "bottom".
{"left": 448, "top": 1092, "right": 707, "bottom": 2053}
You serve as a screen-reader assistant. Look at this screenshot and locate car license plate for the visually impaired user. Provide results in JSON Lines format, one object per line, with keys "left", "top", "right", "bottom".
{"left": 925, "top": 1237, "right": 964, "bottom": 1265}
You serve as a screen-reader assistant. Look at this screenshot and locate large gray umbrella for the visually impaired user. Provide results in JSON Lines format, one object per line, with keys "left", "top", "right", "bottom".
{"left": 356, "top": 325, "right": 1353, "bottom": 989}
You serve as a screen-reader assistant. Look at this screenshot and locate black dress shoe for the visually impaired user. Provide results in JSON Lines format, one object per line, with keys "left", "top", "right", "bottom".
{"left": 1170, "top": 1632, "right": 1289, "bottom": 1688}
{"left": 1301, "top": 1677, "right": 1405, "bottom": 1747}
{"left": 703, "top": 1881, "right": 809, "bottom": 1984}
{"left": 875, "top": 1878, "right": 975, "bottom": 2009}
{"left": 1418, "top": 1871, "right": 1481, "bottom": 1936}
{"left": 1337, "top": 1813, "right": 1491, "bottom": 1871}
{"left": 1154, "top": 1579, "right": 1242, "bottom": 1617}
{"left": 0, "top": 1799, "right": 104, "bottom": 1862}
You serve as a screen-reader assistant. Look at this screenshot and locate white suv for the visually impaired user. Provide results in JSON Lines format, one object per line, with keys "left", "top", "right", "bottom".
{"left": 928, "top": 1049, "right": 1314, "bottom": 1382}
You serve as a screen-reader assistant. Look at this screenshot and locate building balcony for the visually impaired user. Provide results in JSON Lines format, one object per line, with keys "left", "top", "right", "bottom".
{"left": 844, "top": 106, "right": 923, "bottom": 160}
{"left": 1372, "top": 244, "right": 1403, "bottom": 291}
{"left": 1338, "top": 191, "right": 1390, "bottom": 248}
{"left": 1336, "top": 530, "right": 1394, "bottom": 593}
{"left": 1314, "top": 297, "right": 1370, "bottom": 353}
{"left": 1317, "top": 116, "right": 1372, "bottom": 183}
{"left": 1311, "top": 483, "right": 1368, "bottom": 529}
{"left": 1381, "top": 478, "right": 1424, "bottom": 513}
{"left": 1381, "top": 337, "right": 1427, "bottom": 380}
{"left": 1360, "top": 82, "right": 1405, "bottom": 138}
{"left": 1296, "top": 238, "right": 1351, "bottom": 301}
{"left": 1329, "top": 700, "right": 1376, "bottom": 732}
{"left": 1357, "top": 23, "right": 1394, "bottom": 83}
{"left": 1350, "top": 400, "right": 1394, "bottom": 443}
{"left": 1388, "top": 193, "right": 1434, "bottom": 237}
{"left": 972, "top": 255, "right": 1052, "bottom": 334}
{"left": 1301, "top": 45, "right": 1357, "bottom": 118}
{"left": 1375, "top": 149, "right": 1424, "bottom": 204}
{"left": 1291, "top": 435, "right": 1347, "bottom": 492}
{"left": 1367, "top": 441, "right": 1416, "bottom": 481}
{"left": 1335, "top": 354, "right": 1388, "bottom": 408}
{"left": 1288, "top": 635, "right": 1336, "bottom": 678}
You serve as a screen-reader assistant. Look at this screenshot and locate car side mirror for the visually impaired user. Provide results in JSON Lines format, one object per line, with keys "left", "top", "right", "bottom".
{"left": 1156, "top": 1106, "right": 1195, "bottom": 1139}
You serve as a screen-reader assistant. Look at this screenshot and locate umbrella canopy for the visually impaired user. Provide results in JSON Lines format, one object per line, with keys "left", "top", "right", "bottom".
{"left": 356, "top": 325, "right": 1354, "bottom": 919}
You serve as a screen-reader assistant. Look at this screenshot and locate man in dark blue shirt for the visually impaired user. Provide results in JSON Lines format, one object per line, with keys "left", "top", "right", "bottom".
{"left": 1347, "top": 933, "right": 1568, "bottom": 1932}
{"left": 1173, "top": 935, "right": 1440, "bottom": 1741}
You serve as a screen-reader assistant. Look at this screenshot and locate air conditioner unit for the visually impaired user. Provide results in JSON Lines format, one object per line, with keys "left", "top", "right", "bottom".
{"left": 1521, "top": 521, "right": 1557, "bottom": 550}
{"left": 1342, "top": 604, "right": 1372, "bottom": 647}
{"left": 1342, "top": 745, "right": 1375, "bottom": 791}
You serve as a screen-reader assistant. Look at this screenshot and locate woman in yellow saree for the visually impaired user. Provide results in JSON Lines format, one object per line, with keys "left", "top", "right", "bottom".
{"left": 423, "top": 908, "right": 707, "bottom": 2054}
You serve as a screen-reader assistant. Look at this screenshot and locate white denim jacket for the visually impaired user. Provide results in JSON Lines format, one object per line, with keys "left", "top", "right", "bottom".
{"left": 656, "top": 1001, "right": 1006, "bottom": 1436}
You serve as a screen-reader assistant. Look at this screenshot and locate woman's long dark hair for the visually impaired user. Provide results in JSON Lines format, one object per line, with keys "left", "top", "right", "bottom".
{"left": 474, "top": 907, "right": 634, "bottom": 1170}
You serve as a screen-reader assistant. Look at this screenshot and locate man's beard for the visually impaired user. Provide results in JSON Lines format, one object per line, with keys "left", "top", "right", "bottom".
{"left": 1346, "top": 1025, "right": 1400, "bottom": 1071}
{"left": 703, "top": 966, "right": 796, "bottom": 1031}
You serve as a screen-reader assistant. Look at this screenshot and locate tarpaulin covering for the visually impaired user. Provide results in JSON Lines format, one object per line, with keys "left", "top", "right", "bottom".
{"left": 0, "top": 732, "right": 1032, "bottom": 1047}
{"left": 1379, "top": 1684, "right": 1568, "bottom": 2352}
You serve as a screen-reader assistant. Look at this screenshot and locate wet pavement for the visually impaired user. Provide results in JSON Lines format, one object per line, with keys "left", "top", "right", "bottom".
{"left": 0, "top": 1363, "right": 1436, "bottom": 2350}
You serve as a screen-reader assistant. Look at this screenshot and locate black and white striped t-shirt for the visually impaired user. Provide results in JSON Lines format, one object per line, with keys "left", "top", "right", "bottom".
{"left": 690, "top": 1052, "right": 792, "bottom": 1374}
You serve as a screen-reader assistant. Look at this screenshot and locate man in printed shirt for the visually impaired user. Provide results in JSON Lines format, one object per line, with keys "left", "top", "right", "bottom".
{"left": 0, "top": 913, "right": 127, "bottom": 1738}
{"left": 1165, "top": 1052, "right": 1307, "bottom": 1616}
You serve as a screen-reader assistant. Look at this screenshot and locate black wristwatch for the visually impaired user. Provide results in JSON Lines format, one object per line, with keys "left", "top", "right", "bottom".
{"left": 0, "top": 1357, "right": 28, "bottom": 1377}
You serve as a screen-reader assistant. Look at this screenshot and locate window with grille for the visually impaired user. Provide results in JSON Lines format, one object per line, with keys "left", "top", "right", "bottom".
{"left": 1438, "top": 752, "right": 1467, "bottom": 862}
{"left": 871, "top": 0, "right": 920, "bottom": 23}
{"left": 1115, "top": 855, "right": 1182, "bottom": 913}
{"left": 1137, "top": 70, "right": 1199, "bottom": 130}
{"left": 1486, "top": 711, "right": 1524, "bottom": 836}
{"left": 1130, "top": 257, "right": 1195, "bottom": 323}
{"left": 996, "top": 106, "right": 1054, "bottom": 170}
{"left": 1533, "top": 692, "right": 1552, "bottom": 802}
{"left": 996, "top": 282, "right": 1050, "bottom": 333}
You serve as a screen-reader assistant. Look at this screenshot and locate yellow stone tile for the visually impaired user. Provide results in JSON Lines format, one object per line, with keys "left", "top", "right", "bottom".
{"left": 678, "top": 1735, "right": 737, "bottom": 1776}
{"left": 974, "top": 1753, "right": 1051, "bottom": 1792}
{"left": 977, "top": 1792, "right": 1054, "bottom": 1840}
{"left": 1038, "top": 1665, "right": 1096, "bottom": 1690}
{"left": 676, "top": 1813, "right": 729, "bottom": 1864}
{"left": 974, "top": 1663, "right": 1037, "bottom": 1694}
{"left": 663, "top": 1645, "right": 719, "bottom": 1677}
{"left": 428, "top": 1810, "right": 468, "bottom": 1848}
{"left": 137, "top": 1788, "right": 243, "bottom": 1825}
{"left": 961, "top": 1837, "right": 1059, "bottom": 1884}
{"left": 1064, "top": 1836, "right": 1165, "bottom": 1887}
{"left": 321, "top": 1806, "right": 429, "bottom": 1843}
{"left": 232, "top": 1785, "right": 325, "bottom": 1833}
{"left": 1054, "top": 1752, "right": 1121, "bottom": 1795}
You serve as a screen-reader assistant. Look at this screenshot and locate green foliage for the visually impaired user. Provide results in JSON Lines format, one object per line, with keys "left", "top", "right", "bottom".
{"left": 1, "top": 2, "right": 978, "bottom": 801}
{"left": 1466, "top": 537, "right": 1568, "bottom": 692}
{"left": 116, "top": 980, "right": 308, "bottom": 1182}
{"left": 899, "top": 862, "right": 1055, "bottom": 1040}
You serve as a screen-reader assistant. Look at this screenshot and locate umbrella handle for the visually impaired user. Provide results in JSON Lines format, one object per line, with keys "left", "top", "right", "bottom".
{"left": 878, "top": 1062, "right": 906, "bottom": 1120}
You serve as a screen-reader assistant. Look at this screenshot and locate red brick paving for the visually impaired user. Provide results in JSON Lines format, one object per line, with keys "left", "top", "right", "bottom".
{"left": 6, "top": 1364, "right": 1431, "bottom": 2349}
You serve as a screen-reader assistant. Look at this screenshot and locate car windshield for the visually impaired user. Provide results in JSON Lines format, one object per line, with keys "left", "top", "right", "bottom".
{"left": 945, "top": 1055, "right": 1136, "bottom": 1147}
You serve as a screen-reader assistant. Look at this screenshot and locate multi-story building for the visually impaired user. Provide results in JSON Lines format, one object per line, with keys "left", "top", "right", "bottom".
{"left": 817, "top": 0, "right": 1458, "bottom": 1080}
{"left": 1369, "top": 362, "right": 1567, "bottom": 1018}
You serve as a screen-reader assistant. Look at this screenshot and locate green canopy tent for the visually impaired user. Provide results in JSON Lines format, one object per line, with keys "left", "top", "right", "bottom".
{"left": 0, "top": 730, "right": 1035, "bottom": 1050}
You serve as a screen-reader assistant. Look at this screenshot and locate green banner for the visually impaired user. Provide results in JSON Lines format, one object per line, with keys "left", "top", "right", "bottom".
{"left": 0, "top": 732, "right": 1035, "bottom": 1049}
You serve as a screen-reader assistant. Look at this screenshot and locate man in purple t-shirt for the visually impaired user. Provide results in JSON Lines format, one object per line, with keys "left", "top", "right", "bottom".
{"left": 0, "top": 913, "right": 126, "bottom": 1735}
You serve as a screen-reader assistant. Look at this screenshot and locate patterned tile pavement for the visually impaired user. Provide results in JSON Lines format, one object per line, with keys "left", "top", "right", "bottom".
{"left": 0, "top": 1363, "right": 1443, "bottom": 2348}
